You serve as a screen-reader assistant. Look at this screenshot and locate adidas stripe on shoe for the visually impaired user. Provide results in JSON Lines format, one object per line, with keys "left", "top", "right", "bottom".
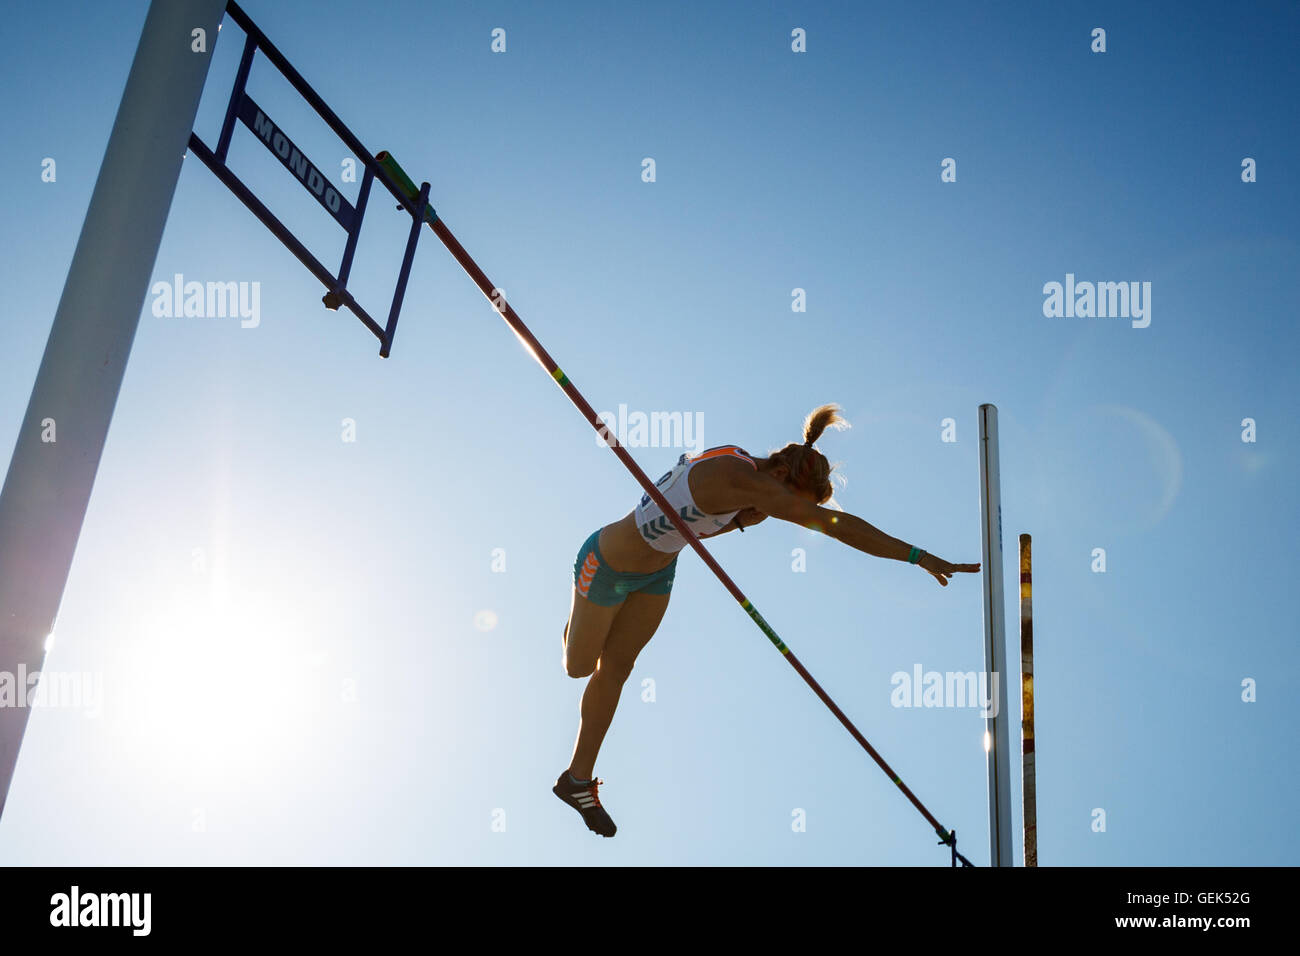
{"left": 553, "top": 770, "right": 617, "bottom": 837}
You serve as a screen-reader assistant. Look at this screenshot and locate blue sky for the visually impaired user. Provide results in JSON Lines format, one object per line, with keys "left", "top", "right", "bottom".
{"left": 0, "top": 0, "right": 1296, "bottom": 865}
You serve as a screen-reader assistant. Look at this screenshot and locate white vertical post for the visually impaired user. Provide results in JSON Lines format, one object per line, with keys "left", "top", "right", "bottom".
{"left": 0, "top": 0, "right": 226, "bottom": 819}
{"left": 979, "top": 403, "right": 1014, "bottom": 866}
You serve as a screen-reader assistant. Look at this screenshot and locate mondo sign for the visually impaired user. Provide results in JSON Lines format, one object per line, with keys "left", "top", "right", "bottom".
{"left": 238, "top": 95, "right": 355, "bottom": 230}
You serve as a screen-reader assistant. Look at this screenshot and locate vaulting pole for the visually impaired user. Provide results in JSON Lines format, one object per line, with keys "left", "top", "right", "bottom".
{"left": 0, "top": 0, "right": 227, "bottom": 820}
{"left": 1020, "top": 533, "right": 1037, "bottom": 867}
{"left": 378, "top": 150, "right": 974, "bottom": 865}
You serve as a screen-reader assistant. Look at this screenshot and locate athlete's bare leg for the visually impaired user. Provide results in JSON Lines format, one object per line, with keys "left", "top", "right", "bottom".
{"left": 564, "top": 589, "right": 670, "bottom": 779}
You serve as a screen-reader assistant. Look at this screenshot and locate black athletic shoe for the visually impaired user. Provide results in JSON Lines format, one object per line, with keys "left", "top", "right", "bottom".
{"left": 553, "top": 770, "right": 617, "bottom": 837}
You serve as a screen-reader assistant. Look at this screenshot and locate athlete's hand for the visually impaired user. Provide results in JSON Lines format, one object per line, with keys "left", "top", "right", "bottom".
{"left": 918, "top": 553, "right": 980, "bottom": 587}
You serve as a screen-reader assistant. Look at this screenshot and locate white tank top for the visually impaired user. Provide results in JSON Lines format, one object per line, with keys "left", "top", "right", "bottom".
{"left": 634, "top": 445, "right": 757, "bottom": 553}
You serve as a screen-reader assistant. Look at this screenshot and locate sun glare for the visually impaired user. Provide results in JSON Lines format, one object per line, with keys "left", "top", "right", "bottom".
{"left": 116, "top": 590, "right": 326, "bottom": 789}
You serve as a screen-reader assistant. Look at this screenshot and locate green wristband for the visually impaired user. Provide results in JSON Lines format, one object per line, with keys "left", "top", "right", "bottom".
{"left": 908, "top": 547, "right": 925, "bottom": 564}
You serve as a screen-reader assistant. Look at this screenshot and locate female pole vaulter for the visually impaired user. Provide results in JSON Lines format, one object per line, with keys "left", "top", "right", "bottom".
{"left": 553, "top": 404, "right": 981, "bottom": 837}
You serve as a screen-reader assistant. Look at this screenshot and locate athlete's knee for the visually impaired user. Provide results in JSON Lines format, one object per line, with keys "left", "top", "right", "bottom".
{"left": 594, "top": 655, "right": 636, "bottom": 684}
{"left": 564, "top": 652, "right": 597, "bottom": 679}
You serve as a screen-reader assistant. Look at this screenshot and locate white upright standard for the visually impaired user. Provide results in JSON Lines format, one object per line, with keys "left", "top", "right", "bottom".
{"left": 0, "top": 0, "right": 227, "bottom": 820}
{"left": 978, "top": 403, "right": 1014, "bottom": 866}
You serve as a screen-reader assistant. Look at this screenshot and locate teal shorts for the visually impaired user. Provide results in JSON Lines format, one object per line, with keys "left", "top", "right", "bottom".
{"left": 573, "top": 528, "right": 677, "bottom": 606}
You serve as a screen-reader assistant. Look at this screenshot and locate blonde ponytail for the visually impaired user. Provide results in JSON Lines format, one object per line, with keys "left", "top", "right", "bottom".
{"left": 802, "top": 403, "right": 849, "bottom": 447}
{"left": 768, "top": 404, "right": 850, "bottom": 505}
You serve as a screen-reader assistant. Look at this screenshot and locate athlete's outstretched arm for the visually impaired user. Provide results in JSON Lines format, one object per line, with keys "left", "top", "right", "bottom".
{"left": 731, "top": 470, "right": 979, "bottom": 587}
